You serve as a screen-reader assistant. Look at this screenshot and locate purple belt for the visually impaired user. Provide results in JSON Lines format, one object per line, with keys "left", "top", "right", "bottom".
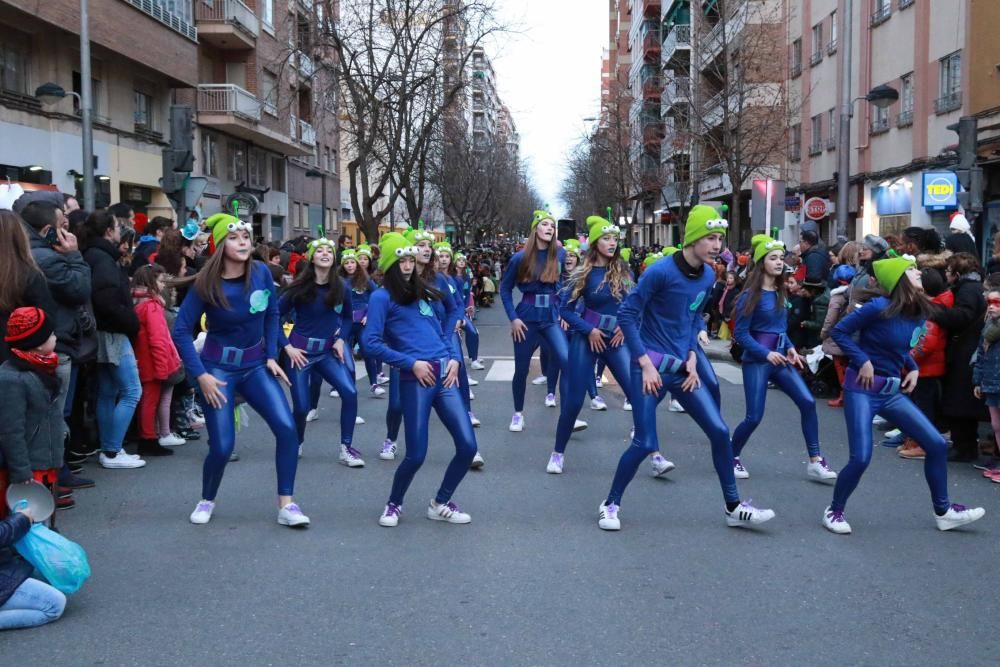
{"left": 352, "top": 307, "right": 368, "bottom": 323}
{"left": 289, "top": 331, "right": 335, "bottom": 355}
{"left": 642, "top": 349, "right": 686, "bottom": 375}
{"left": 202, "top": 338, "right": 267, "bottom": 367}
{"left": 844, "top": 367, "right": 902, "bottom": 395}
{"left": 400, "top": 357, "right": 450, "bottom": 382}
{"left": 582, "top": 308, "right": 617, "bottom": 332}
{"left": 520, "top": 293, "right": 553, "bottom": 308}
{"left": 751, "top": 331, "right": 789, "bottom": 351}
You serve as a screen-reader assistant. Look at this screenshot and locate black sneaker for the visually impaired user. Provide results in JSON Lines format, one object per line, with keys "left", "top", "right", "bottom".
{"left": 137, "top": 440, "right": 175, "bottom": 457}
{"left": 971, "top": 456, "right": 1000, "bottom": 471}
{"left": 177, "top": 427, "right": 201, "bottom": 441}
{"left": 69, "top": 464, "right": 84, "bottom": 475}
{"left": 58, "top": 471, "right": 96, "bottom": 489}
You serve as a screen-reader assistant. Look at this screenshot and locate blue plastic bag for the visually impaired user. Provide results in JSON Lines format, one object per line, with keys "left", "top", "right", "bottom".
{"left": 14, "top": 524, "right": 91, "bottom": 594}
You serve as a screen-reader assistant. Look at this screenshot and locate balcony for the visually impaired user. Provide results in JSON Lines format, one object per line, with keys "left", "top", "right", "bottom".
{"left": 870, "top": 5, "right": 891, "bottom": 26}
{"left": 700, "top": 166, "right": 733, "bottom": 198}
{"left": 642, "top": 77, "right": 663, "bottom": 101}
{"left": 295, "top": 51, "right": 316, "bottom": 79}
{"left": 897, "top": 110, "right": 914, "bottom": 127}
{"left": 643, "top": 33, "right": 661, "bottom": 62}
{"left": 702, "top": 10, "right": 747, "bottom": 71}
{"left": 791, "top": 62, "right": 802, "bottom": 79}
{"left": 827, "top": 39, "right": 838, "bottom": 55}
{"left": 197, "top": 84, "right": 309, "bottom": 157}
{"left": 826, "top": 135, "right": 837, "bottom": 151}
{"left": 704, "top": 91, "right": 725, "bottom": 127}
{"left": 662, "top": 24, "right": 690, "bottom": 66}
{"left": 899, "top": 0, "right": 914, "bottom": 9}
{"left": 789, "top": 146, "right": 801, "bottom": 162}
{"left": 662, "top": 76, "right": 690, "bottom": 105}
{"left": 196, "top": 0, "right": 259, "bottom": 50}
{"left": 810, "top": 51, "right": 823, "bottom": 67}
{"left": 934, "top": 91, "right": 962, "bottom": 115}
{"left": 808, "top": 141, "right": 823, "bottom": 156}
{"left": 298, "top": 119, "right": 316, "bottom": 147}
{"left": 662, "top": 181, "right": 692, "bottom": 207}
{"left": 870, "top": 116, "right": 890, "bottom": 135}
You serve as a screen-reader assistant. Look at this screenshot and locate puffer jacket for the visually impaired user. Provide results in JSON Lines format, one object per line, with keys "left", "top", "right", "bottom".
{"left": 820, "top": 285, "right": 849, "bottom": 356}
{"left": 910, "top": 290, "right": 954, "bottom": 378}
{"left": 0, "top": 359, "right": 64, "bottom": 483}
{"left": 133, "top": 288, "right": 181, "bottom": 383}
{"left": 0, "top": 513, "right": 33, "bottom": 608}
{"left": 973, "top": 319, "right": 1000, "bottom": 395}
{"left": 84, "top": 237, "right": 139, "bottom": 339}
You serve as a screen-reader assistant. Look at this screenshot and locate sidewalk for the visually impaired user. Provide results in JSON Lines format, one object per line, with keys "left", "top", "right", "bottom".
{"left": 702, "top": 337, "right": 734, "bottom": 362}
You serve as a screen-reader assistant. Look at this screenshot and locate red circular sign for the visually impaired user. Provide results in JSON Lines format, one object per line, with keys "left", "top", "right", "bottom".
{"left": 805, "top": 197, "right": 828, "bottom": 221}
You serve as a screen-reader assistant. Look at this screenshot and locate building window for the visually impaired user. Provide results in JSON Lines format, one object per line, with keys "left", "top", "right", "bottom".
{"left": 790, "top": 39, "right": 802, "bottom": 78}
{"left": 899, "top": 0, "right": 914, "bottom": 9}
{"left": 898, "top": 73, "right": 914, "bottom": 126}
{"left": 810, "top": 23, "right": 823, "bottom": 66}
{"left": 249, "top": 149, "right": 267, "bottom": 187}
{"left": 809, "top": 115, "right": 823, "bottom": 155}
{"left": 871, "top": 0, "right": 891, "bottom": 26}
{"left": 871, "top": 105, "right": 890, "bottom": 134}
{"left": 227, "top": 141, "right": 246, "bottom": 182}
{"left": 201, "top": 132, "right": 218, "bottom": 177}
{"left": 826, "top": 109, "right": 837, "bottom": 149}
{"left": 936, "top": 51, "right": 962, "bottom": 114}
{"left": 261, "top": 69, "right": 278, "bottom": 116}
{"left": 828, "top": 10, "right": 838, "bottom": 54}
{"left": 261, "top": 0, "right": 274, "bottom": 29}
{"left": 790, "top": 123, "right": 802, "bottom": 161}
{"left": 133, "top": 90, "right": 153, "bottom": 129}
{"left": 72, "top": 70, "right": 102, "bottom": 120}
{"left": 0, "top": 31, "right": 30, "bottom": 94}
{"left": 271, "top": 157, "right": 285, "bottom": 192}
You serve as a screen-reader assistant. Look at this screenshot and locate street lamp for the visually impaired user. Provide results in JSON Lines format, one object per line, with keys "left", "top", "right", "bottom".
{"left": 304, "top": 168, "right": 327, "bottom": 238}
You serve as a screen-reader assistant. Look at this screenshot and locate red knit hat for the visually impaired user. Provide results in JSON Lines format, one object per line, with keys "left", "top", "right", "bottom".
{"left": 4, "top": 307, "right": 55, "bottom": 351}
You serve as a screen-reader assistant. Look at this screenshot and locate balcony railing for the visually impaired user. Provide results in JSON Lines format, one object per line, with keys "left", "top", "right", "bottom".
{"left": 642, "top": 77, "right": 663, "bottom": 100}
{"left": 791, "top": 63, "right": 802, "bottom": 79}
{"left": 827, "top": 39, "right": 838, "bottom": 55}
{"left": 808, "top": 141, "right": 823, "bottom": 156}
{"left": 662, "top": 24, "right": 690, "bottom": 63}
{"left": 870, "top": 116, "right": 890, "bottom": 135}
{"left": 290, "top": 113, "right": 298, "bottom": 139}
{"left": 789, "top": 146, "right": 801, "bottom": 162}
{"left": 299, "top": 119, "right": 316, "bottom": 146}
{"left": 871, "top": 5, "right": 891, "bottom": 26}
{"left": 296, "top": 51, "right": 316, "bottom": 78}
{"left": 196, "top": 0, "right": 260, "bottom": 38}
{"left": 897, "top": 109, "right": 914, "bottom": 127}
{"left": 899, "top": 0, "right": 914, "bottom": 9}
{"left": 123, "top": 0, "right": 197, "bottom": 41}
{"left": 197, "top": 84, "right": 261, "bottom": 121}
{"left": 810, "top": 51, "right": 823, "bottom": 67}
{"left": 662, "top": 181, "right": 691, "bottom": 205}
{"left": 826, "top": 135, "right": 837, "bottom": 150}
{"left": 934, "top": 91, "right": 962, "bottom": 115}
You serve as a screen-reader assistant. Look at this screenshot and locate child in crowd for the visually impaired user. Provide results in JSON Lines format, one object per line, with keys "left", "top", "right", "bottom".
{"left": 973, "top": 287, "right": 1000, "bottom": 479}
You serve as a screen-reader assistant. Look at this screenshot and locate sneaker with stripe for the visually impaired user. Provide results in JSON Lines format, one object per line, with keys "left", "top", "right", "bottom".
{"left": 427, "top": 501, "right": 471, "bottom": 524}
{"left": 725, "top": 500, "right": 775, "bottom": 528}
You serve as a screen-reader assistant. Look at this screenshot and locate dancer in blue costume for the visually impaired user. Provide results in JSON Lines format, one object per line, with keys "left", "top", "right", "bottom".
{"left": 825, "top": 254, "right": 985, "bottom": 534}
{"left": 453, "top": 252, "right": 485, "bottom": 370}
{"left": 172, "top": 214, "right": 309, "bottom": 528}
{"left": 338, "top": 248, "right": 384, "bottom": 398}
{"left": 363, "top": 233, "right": 478, "bottom": 527}
{"left": 598, "top": 206, "right": 775, "bottom": 531}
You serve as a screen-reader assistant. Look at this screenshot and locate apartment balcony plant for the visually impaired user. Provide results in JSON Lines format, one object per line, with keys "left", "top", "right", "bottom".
{"left": 196, "top": 0, "right": 259, "bottom": 50}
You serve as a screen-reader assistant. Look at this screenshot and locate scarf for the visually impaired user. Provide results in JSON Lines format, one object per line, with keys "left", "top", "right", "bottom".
{"left": 10, "top": 348, "right": 59, "bottom": 375}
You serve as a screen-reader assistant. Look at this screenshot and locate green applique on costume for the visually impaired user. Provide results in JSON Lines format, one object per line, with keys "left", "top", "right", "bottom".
{"left": 334, "top": 303, "right": 343, "bottom": 314}
{"left": 418, "top": 299, "right": 434, "bottom": 317}
{"left": 249, "top": 289, "right": 269, "bottom": 314}
{"left": 689, "top": 291, "right": 706, "bottom": 312}
{"left": 910, "top": 323, "right": 927, "bottom": 348}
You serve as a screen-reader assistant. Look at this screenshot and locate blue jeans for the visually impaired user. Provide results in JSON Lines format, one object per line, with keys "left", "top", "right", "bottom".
{"left": 732, "top": 361, "right": 820, "bottom": 459}
{"left": 96, "top": 341, "right": 141, "bottom": 453}
{"left": 512, "top": 321, "right": 568, "bottom": 411}
{"left": 0, "top": 577, "right": 66, "bottom": 630}
{"left": 285, "top": 352, "right": 357, "bottom": 447}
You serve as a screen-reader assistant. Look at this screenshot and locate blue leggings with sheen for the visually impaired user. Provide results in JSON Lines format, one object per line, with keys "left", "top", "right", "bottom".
{"left": 554, "top": 334, "right": 632, "bottom": 453}
{"left": 454, "top": 333, "right": 472, "bottom": 413}
{"left": 285, "top": 353, "right": 357, "bottom": 446}
{"left": 732, "top": 361, "right": 819, "bottom": 459}
{"left": 695, "top": 347, "right": 721, "bottom": 407}
{"left": 463, "top": 317, "right": 480, "bottom": 360}
{"left": 348, "top": 322, "right": 381, "bottom": 387}
{"left": 513, "top": 321, "right": 568, "bottom": 411}
{"left": 389, "top": 375, "right": 479, "bottom": 506}
{"left": 832, "top": 389, "right": 949, "bottom": 513}
{"left": 385, "top": 367, "right": 402, "bottom": 441}
{"left": 198, "top": 362, "right": 299, "bottom": 500}
{"left": 607, "top": 364, "right": 739, "bottom": 506}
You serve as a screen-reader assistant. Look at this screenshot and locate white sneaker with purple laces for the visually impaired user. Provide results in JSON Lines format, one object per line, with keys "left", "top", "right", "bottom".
{"left": 733, "top": 457, "right": 749, "bottom": 479}
{"left": 509, "top": 413, "right": 524, "bottom": 432}
{"left": 822, "top": 506, "right": 851, "bottom": 534}
{"left": 807, "top": 458, "right": 838, "bottom": 482}
{"left": 379, "top": 502, "right": 402, "bottom": 527}
{"left": 546, "top": 452, "right": 564, "bottom": 474}
{"left": 598, "top": 502, "right": 621, "bottom": 530}
{"left": 935, "top": 503, "right": 986, "bottom": 531}
{"left": 650, "top": 454, "right": 675, "bottom": 477}
{"left": 379, "top": 439, "right": 397, "bottom": 461}
{"left": 189, "top": 500, "right": 215, "bottom": 525}
{"left": 277, "top": 502, "right": 310, "bottom": 527}
{"left": 427, "top": 501, "right": 471, "bottom": 524}
{"left": 339, "top": 444, "right": 365, "bottom": 467}
{"left": 725, "top": 500, "right": 775, "bottom": 528}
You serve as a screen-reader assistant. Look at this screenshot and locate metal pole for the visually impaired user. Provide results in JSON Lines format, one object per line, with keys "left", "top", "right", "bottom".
{"left": 836, "top": 0, "right": 853, "bottom": 236}
{"left": 321, "top": 174, "right": 327, "bottom": 235}
{"left": 80, "top": 0, "right": 95, "bottom": 210}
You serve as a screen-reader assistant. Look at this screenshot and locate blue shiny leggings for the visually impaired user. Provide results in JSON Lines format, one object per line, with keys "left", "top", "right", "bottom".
{"left": 199, "top": 362, "right": 299, "bottom": 500}
{"left": 607, "top": 364, "right": 739, "bottom": 505}
{"left": 554, "top": 334, "right": 632, "bottom": 453}
{"left": 348, "top": 322, "right": 381, "bottom": 387}
{"left": 389, "top": 375, "right": 479, "bottom": 506}
{"left": 454, "top": 333, "right": 472, "bottom": 413}
{"left": 308, "top": 369, "right": 323, "bottom": 410}
{"left": 732, "top": 361, "right": 820, "bottom": 459}
{"left": 285, "top": 353, "right": 357, "bottom": 446}
{"left": 385, "top": 367, "right": 402, "bottom": 442}
{"left": 695, "top": 347, "right": 721, "bottom": 407}
{"left": 463, "top": 317, "right": 480, "bottom": 360}
{"left": 832, "top": 389, "right": 949, "bottom": 513}
{"left": 513, "top": 321, "right": 568, "bottom": 411}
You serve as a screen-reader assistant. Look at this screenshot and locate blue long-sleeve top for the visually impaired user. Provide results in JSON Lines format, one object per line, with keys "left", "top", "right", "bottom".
{"left": 733, "top": 290, "right": 793, "bottom": 363}
{"left": 831, "top": 296, "right": 921, "bottom": 377}
{"left": 276, "top": 279, "right": 353, "bottom": 349}
{"left": 432, "top": 272, "right": 462, "bottom": 357}
{"left": 617, "top": 253, "right": 713, "bottom": 362}
{"left": 500, "top": 248, "right": 565, "bottom": 323}
{"left": 560, "top": 267, "right": 625, "bottom": 335}
{"left": 172, "top": 260, "right": 278, "bottom": 378}
{"left": 455, "top": 272, "right": 473, "bottom": 308}
{"left": 348, "top": 279, "right": 379, "bottom": 311}
{"left": 361, "top": 288, "right": 460, "bottom": 370}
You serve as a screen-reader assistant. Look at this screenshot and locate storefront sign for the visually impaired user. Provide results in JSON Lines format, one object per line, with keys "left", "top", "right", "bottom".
{"left": 804, "top": 197, "right": 830, "bottom": 220}
{"left": 921, "top": 171, "right": 958, "bottom": 210}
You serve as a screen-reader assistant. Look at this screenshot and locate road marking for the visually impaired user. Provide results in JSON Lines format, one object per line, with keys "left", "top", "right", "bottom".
{"left": 711, "top": 363, "right": 743, "bottom": 385}
{"left": 486, "top": 360, "right": 515, "bottom": 381}
{"left": 476, "top": 360, "right": 743, "bottom": 385}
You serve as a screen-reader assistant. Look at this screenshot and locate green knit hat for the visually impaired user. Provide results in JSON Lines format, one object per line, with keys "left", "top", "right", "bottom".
{"left": 433, "top": 241, "right": 453, "bottom": 256}
{"left": 340, "top": 248, "right": 358, "bottom": 263}
{"left": 662, "top": 245, "right": 680, "bottom": 257}
{"left": 752, "top": 237, "right": 785, "bottom": 263}
{"left": 563, "top": 239, "right": 581, "bottom": 257}
{"left": 378, "top": 232, "right": 419, "bottom": 273}
{"left": 404, "top": 220, "right": 435, "bottom": 244}
{"left": 203, "top": 213, "right": 251, "bottom": 255}
{"left": 356, "top": 243, "right": 372, "bottom": 258}
{"left": 872, "top": 254, "right": 916, "bottom": 293}
{"left": 306, "top": 237, "right": 337, "bottom": 260}
{"left": 531, "top": 209, "right": 555, "bottom": 230}
{"left": 643, "top": 251, "right": 664, "bottom": 268}
{"left": 454, "top": 252, "right": 467, "bottom": 263}
{"left": 586, "top": 215, "right": 621, "bottom": 245}
{"left": 683, "top": 205, "right": 728, "bottom": 246}
{"left": 620, "top": 247, "right": 631, "bottom": 262}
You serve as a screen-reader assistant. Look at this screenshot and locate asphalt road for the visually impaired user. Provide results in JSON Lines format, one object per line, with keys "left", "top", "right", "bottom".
{"left": 2, "top": 303, "right": 997, "bottom": 666}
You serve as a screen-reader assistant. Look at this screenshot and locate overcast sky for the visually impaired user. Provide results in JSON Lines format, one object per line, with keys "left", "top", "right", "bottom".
{"left": 486, "top": 0, "right": 607, "bottom": 218}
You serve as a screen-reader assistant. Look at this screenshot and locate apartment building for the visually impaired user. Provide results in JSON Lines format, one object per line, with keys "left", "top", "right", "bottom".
{"left": 628, "top": 0, "right": 665, "bottom": 246}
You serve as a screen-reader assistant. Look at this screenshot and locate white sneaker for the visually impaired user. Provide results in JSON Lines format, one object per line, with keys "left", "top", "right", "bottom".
{"left": 379, "top": 439, "right": 397, "bottom": 460}
{"left": 99, "top": 451, "right": 146, "bottom": 469}
{"left": 306, "top": 409, "right": 319, "bottom": 422}
{"left": 807, "top": 457, "right": 838, "bottom": 482}
{"left": 379, "top": 502, "right": 402, "bottom": 527}
{"left": 547, "top": 452, "right": 564, "bottom": 474}
{"left": 189, "top": 500, "right": 215, "bottom": 525}
{"left": 884, "top": 428, "right": 901, "bottom": 439}
{"left": 668, "top": 398, "right": 685, "bottom": 412}
{"left": 531, "top": 374, "right": 548, "bottom": 385}
{"left": 339, "top": 444, "right": 365, "bottom": 467}
{"left": 725, "top": 500, "right": 775, "bottom": 528}
{"left": 935, "top": 503, "right": 986, "bottom": 531}
{"left": 598, "top": 501, "right": 621, "bottom": 530}
{"left": 298, "top": 444, "right": 303, "bottom": 458}
{"left": 590, "top": 396, "right": 608, "bottom": 411}
{"left": 623, "top": 400, "right": 632, "bottom": 411}
{"left": 427, "top": 501, "right": 471, "bottom": 524}
{"left": 158, "top": 432, "right": 186, "bottom": 447}
{"left": 330, "top": 389, "right": 340, "bottom": 398}
{"left": 469, "top": 412, "right": 481, "bottom": 427}
{"left": 822, "top": 506, "right": 852, "bottom": 534}
{"left": 509, "top": 413, "right": 524, "bottom": 432}
{"left": 370, "top": 385, "right": 386, "bottom": 398}
{"left": 595, "top": 376, "right": 603, "bottom": 388}
{"left": 545, "top": 393, "right": 557, "bottom": 407}
{"left": 650, "top": 454, "right": 675, "bottom": 477}
{"left": 573, "top": 419, "right": 588, "bottom": 432}
{"left": 469, "top": 391, "right": 475, "bottom": 401}
{"left": 186, "top": 407, "right": 206, "bottom": 427}
{"left": 471, "top": 452, "right": 485, "bottom": 469}
{"left": 355, "top": 415, "right": 366, "bottom": 425}
{"left": 376, "top": 373, "right": 390, "bottom": 386}
{"left": 277, "top": 502, "right": 310, "bottom": 527}
{"left": 471, "top": 359, "right": 486, "bottom": 370}
{"left": 733, "top": 457, "right": 749, "bottom": 479}
{"left": 872, "top": 414, "right": 888, "bottom": 427}
{"left": 468, "top": 377, "right": 479, "bottom": 386}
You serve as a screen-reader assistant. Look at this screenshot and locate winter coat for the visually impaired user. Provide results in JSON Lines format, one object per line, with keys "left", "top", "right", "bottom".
{"left": 84, "top": 237, "right": 140, "bottom": 339}
{"left": 0, "top": 359, "right": 65, "bottom": 483}
{"left": 130, "top": 237, "right": 160, "bottom": 276}
{"left": 23, "top": 222, "right": 93, "bottom": 359}
{"left": 801, "top": 243, "right": 830, "bottom": 284}
{"left": 945, "top": 233, "right": 977, "bottom": 257}
{"left": 801, "top": 288, "right": 830, "bottom": 337}
{"left": 133, "top": 289, "right": 182, "bottom": 383}
{"left": 0, "top": 513, "right": 33, "bottom": 608}
{"left": 821, "top": 285, "right": 849, "bottom": 356}
{"left": 0, "top": 270, "right": 58, "bottom": 363}
{"left": 910, "top": 290, "right": 954, "bottom": 378}
{"left": 972, "top": 319, "right": 1000, "bottom": 395}
{"left": 933, "top": 275, "right": 987, "bottom": 418}
{"left": 986, "top": 256, "right": 1000, "bottom": 276}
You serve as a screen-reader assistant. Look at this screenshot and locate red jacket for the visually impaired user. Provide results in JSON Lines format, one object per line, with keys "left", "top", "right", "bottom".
{"left": 132, "top": 289, "right": 181, "bottom": 383}
{"left": 910, "top": 290, "right": 954, "bottom": 378}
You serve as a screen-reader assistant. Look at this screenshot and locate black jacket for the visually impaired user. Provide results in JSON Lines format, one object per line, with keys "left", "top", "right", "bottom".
{"left": 0, "top": 271, "right": 58, "bottom": 363}
{"left": 801, "top": 243, "right": 830, "bottom": 284}
{"left": 0, "top": 513, "right": 33, "bottom": 607}
{"left": 24, "top": 223, "right": 93, "bottom": 358}
{"left": 945, "top": 233, "right": 978, "bottom": 257}
{"left": 83, "top": 238, "right": 140, "bottom": 339}
{"left": 130, "top": 239, "right": 160, "bottom": 276}
{"left": 933, "top": 276, "right": 987, "bottom": 419}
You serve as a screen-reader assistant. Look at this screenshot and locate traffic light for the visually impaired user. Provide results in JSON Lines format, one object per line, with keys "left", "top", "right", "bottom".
{"left": 168, "top": 105, "right": 194, "bottom": 172}
{"left": 948, "top": 116, "right": 983, "bottom": 214}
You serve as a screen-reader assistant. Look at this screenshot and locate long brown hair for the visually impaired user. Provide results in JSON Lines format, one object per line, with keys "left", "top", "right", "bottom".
{"left": 883, "top": 274, "right": 936, "bottom": 320}
{"left": 569, "top": 245, "right": 632, "bottom": 302}
{"left": 175, "top": 244, "right": 254, "bottom": 308}
{"left": 339, "top": 260, "right": 371, "bottom": 292}
{"left": 741, "top": 256, "right": 787, "bottom": 316}
{"left": 132, "top": 263, "right": 166, "bottom": 302}
{"left": 516, "top": 227, "right": 561, "bottom": 284}
{"left": 0, "top": 210, "right": 42, "bottom": 311}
